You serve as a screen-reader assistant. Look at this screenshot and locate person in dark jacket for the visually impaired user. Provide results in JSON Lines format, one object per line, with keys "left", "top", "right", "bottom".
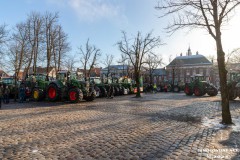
{"left": 107, "top": 84, "right": 114, "bottom": 99}
{"left": 19, "top": 85, "right": 26, "bottom": 103}
{"left": 3, "top": 85, "right": 10, "bottom": 104}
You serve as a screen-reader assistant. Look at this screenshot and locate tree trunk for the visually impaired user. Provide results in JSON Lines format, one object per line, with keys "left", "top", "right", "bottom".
{"left": 135, "top": 70, "right": 141, "bottom": 98}
{"left": 216, "top": 28, "right": 232, "bottom": 124}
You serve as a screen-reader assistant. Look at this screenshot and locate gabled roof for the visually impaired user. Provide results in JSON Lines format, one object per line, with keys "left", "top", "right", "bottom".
{"left": 167, "top": 54, "right": 212, "bottom": 67}
{"left": 102, "top": 65, "right": 130, "bottom": 70}
{"left": 152, "top": 68, "right": 166, "bottom": 76}
{"left": 0, "top": 70, "right": 9, "bottom": 77}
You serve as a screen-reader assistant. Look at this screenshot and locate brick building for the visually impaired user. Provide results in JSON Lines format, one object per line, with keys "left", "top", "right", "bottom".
{"left": 166, "top": 47, "right": 213, "bottom": 84}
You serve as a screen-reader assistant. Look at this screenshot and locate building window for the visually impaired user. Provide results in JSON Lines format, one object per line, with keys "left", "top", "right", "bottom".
{"left": 193, "top": 68, "right": 196, "bottom": 75}
{"left": 206, "top": 68, "right": 210, "bottom": 76}
{"left": 199, "top": 68, "right": 203, "bottom": 75}
{"left": 186, "top": 69, "right": 190, "bottom": 76}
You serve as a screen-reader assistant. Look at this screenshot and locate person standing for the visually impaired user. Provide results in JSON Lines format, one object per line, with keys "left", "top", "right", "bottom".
{"left": 3, "top": 86, "right": 10, "bottom": 104}
{"left": 0, "top": 85, "right": 3, "bottom": 109}
{"left": 19, "top": 85, "right": 25, "bottom": 103}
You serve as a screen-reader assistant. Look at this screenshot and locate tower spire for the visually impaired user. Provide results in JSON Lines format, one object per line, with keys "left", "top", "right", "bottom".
{"left": 187, "top": 45, "right": 192, "bottom": 56}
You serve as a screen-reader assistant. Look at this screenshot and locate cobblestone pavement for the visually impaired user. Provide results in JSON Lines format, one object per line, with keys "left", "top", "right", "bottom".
{"left": 0, "top": 93, "right": 239, "bottom": 160}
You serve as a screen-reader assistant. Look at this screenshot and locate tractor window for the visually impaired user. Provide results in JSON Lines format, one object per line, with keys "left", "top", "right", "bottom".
{"left": 195, "top": 76, "right": 204, "bottom": 81}
{"left": 57, "top": 73, "right": 66, "bottom": 81}
{"left": 93, "top": 78, "right": 101, "bottom": 84}
{"left": 36, "top": 75, "right": 46, "bottom": 81}
{"left": 2, "top": 78, "right": 14, "bottom": 84}
{"left": 70, "top": 73, "right": 77, "bottom": 80}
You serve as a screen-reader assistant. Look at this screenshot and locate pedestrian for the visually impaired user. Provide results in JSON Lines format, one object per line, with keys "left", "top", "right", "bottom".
{"left": 19, "top": 85, "right": 25, "bottom": 103}
{"left": 0, "top": 85, "right": 3, "bottom": 109}
{"left": 107, "top": 85, "right": 114, "bottom": 99}
{"left": 153, "top": 83, "right": 157, "bottom": 93}
{"left": 3, "top": 85, "right": 10, "bottom": 104}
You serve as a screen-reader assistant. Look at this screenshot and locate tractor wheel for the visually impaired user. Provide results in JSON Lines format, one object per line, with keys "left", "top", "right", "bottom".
{"left": 194, "top": 87, "right": 203, "bottom": 96}
{"left": 184, "top": 85, "right": 193, "bottom": 96}
{"left": 114, "top": 86, "right": 120, "bottom": 96}
{"left": 229, "top": 89, "right": 237, "bottom": 100}
{"left": 85, "top": 92, "right": 96, "bottom": 101}
{"left": 94, "top": 86, "right": 100, "bottom": 97}
{"left": 32, "top": 88, "right": 44, "bottom": 101}
{"left": 207, "top": 87, "right": 218, "bottom": 96}
{"left": 173, "top": 86, "right": 180, "bottom": 92}
{"left": 120, "top": 86, "right": 125, "bottom": 95}
{"left": 99, "top": 86, "right": 107, "bottom": 97}
{"left": 47, "top": 84, "right": 60, "bottom": 101}
{"left": 68, "top": 88, "right": 83, "bottom": 103}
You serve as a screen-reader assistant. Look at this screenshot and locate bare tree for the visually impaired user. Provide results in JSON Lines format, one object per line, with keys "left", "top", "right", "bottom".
{"left": 78, "top": 39, "right": 101, "bottom": 81}
{"left": 64, "top": 54, "right": 77, "bottom": 72}
{"left": 8, "top": 22, "right": 29, "bottom": 101}
{"left": 11, "top": 22, "right": 29, "bottom": 79}
{"left": 43, "top": 12, "right": 59, "bottom": 80}
{"left": 102, "top": 54, "right": 114, "bottom": 82}
{"left": 156, "top": 0, "right": 240, "bottom": 124}
{"left": 0, "top": 24, "right": 9, "bottom": 68}
{"left": 54, "top": 25, "right": 70, "bottom": 71}
{"left": 227, "top": 48, "right": 240, "bottom": 64}
{"left": 145, "top": 54, "right": 163, "bottom": 84}
{"left": 117, "top": 31, "right": 161, "bottom": 97}
{"left": 25, "top": 12, "right": 44, "bottom": 77}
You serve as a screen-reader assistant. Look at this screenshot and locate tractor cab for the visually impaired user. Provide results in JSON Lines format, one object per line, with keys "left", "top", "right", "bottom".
{"left": 1, "top": 77, "right": 19, "bottom": 98}
{"left": 228, "top": 72, "right": 240, "bottom": 100}
{"left": 191, "top": 74, "right": 205, "bottom": 83}
{"left": 90, "top": 77, "right": 102, "bottom": 84}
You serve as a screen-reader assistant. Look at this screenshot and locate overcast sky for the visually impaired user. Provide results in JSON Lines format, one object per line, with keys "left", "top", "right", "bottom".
{"left": 1, "top": 0, "right": 240, "bottom": 67}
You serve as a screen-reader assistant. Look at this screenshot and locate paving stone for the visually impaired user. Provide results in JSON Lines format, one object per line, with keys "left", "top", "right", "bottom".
{"left": 0, "top": 93, "right": 239, "bottom": 159}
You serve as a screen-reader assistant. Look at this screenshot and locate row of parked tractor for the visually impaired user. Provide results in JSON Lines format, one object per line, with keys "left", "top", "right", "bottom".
{"left": 1, "top": 72, "right": 240, "bottom": 102}
{"left": 0, "top": 71, "right": 136, "bottom": 103}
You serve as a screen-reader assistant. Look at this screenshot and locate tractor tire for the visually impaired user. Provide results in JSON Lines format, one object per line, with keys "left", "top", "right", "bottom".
{"left": 207, "top": 87, "right": 218, "bottom": 97}
{"left": 173, "top": 86, "right": 180, "bottom": 92}
{"left": 94, "top": 86, "right": 100, "bottom": 97}
{"left": 47, "top": 84, "right": 61, "bottom": 101}
{"left": 32, "top": 88, "right": 44, "bottom": 101}
{"left": 85, "top": 92, "right": 96, "bottom": 101}
{"left": 184, "top": 85, "right": 193, "bottom": 96}
{"left": 194, "top": 87, "right": 203, "bottom": 96}
{"left": 114, "top": 86, "right": 120, "bottom": 96}
{"left": 68, "top": 88, "right": 83, "bottom": 103}
{"left": 229, "top": 89, "right": 237, "bottom": 100}
{"left": 100, "top": 87, "right": 107, "bottom": 97}
{"left": 119, "top": 86, "right": 125, "bottom": 95}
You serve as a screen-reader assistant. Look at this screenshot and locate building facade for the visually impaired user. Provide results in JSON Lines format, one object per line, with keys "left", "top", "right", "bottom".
{"left": 166, "top": 48, "right": 213, "bottom": 84}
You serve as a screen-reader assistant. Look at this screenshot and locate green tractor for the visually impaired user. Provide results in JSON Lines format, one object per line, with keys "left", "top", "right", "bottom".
{"left": 228, "top": 72, "right": 240, "bottom": 100}
{"left": 90, "top": 77, "right": 108, "bottom": 97}
{"left": 118, "top": 77, "right": 134, "bottom": 94}
{"left": 46, "top": 71, "right": 96, "bottom": 103}
{"left": 184, "top": 74, "right": 218, "bottom": 96}
{"left": 172, "top": 80, "right": 185, "bottom": 92}
{"left": 23, "top": 74, "right": 50, "bottom": 101}
{"left": 111, "top": 77, "right": 128, "bottom": 95}
{"left": 0, "top": 77, "right": 19, "bottom": 98}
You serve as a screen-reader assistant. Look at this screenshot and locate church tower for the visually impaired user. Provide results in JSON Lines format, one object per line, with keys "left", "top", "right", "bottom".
{"left": 187, "top": 46, "right": 192, "bottom": 56}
